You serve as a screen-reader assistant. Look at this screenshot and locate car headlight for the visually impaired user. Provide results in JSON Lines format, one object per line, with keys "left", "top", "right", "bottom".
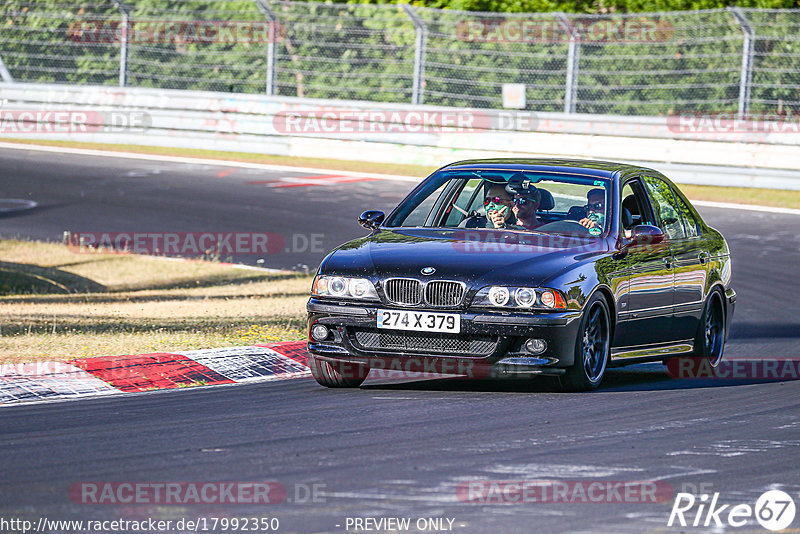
{"left": 472, "top": 286, "right": 566, "bottom": 310}
{"left": 312, "top": 275, "right": 379, "bottom": 300}
{"left": 514, "top": 287, "right": 536, "bottom": 307}
{"left": 488, "top": 286, "right": 510, "bottom": 306}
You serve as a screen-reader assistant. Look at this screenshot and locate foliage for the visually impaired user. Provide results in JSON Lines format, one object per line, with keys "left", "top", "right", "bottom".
{"left": 0, "top": 1, "right": 797, "bottom": 115}
{"left": 373, "top": 0, "right": 799, "bottom": 14}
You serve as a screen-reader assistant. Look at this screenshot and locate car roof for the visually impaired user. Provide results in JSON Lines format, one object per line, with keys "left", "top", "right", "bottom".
{"left": 439, "top": 158, "right": 661, "bottom": 181}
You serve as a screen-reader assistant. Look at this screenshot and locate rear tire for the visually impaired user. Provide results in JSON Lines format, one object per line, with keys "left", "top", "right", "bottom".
{"left": 559, "top": 294, "right": 611, "bottom": 392}
{"left": 693, "top": 289, "right": 726, "bottom": 367}
{"left": 308, "top": 354, "right": 369, "bottom": 388}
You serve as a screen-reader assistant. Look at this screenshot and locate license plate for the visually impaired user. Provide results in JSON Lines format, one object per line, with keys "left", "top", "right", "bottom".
{"left": 377, "top": 309, "right": 460, "bottom": 333}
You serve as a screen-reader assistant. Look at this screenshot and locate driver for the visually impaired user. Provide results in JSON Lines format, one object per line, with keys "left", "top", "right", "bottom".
{"left": 579, "top": 188, "right": 606, "bottom": 231}
{"left": 504, "top": 172, "right": 542, "bottom": 231}
{"left": 511, "top": 187, "right": 542, "bottom": 230}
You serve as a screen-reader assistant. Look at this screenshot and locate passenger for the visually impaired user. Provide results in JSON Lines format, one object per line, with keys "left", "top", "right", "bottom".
{"left": 579, "top": 188, "right": 606, "bottom": 231}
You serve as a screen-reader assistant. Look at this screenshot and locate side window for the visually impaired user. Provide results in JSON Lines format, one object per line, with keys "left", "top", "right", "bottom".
{"left": 620, "top": 183, "right": 636, "bottom": 236}
{"left": 620, "top": 178, "right": 656, "bottom": 228}
{"left": 444, "top": 178, "right": 481, "bottom": 227}
{"left": 671, "top": 190, "right": 700, "bottom": 238}
{"left": 643, "top": 176, "right": 685, "bottom": 240}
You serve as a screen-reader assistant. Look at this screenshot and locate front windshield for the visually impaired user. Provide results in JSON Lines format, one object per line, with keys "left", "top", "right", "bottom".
{"left": 384, "top": 169, "right": 611, "bottom": 237}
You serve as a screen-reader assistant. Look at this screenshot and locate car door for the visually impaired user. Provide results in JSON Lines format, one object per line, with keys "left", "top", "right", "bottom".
{"left": 665, "top": 185, "right": 708, "bottom": 341}
{"left": 614, "top": 177, "right": 675, "bottom": 347}
{"left": 642, "top": 175, "right": 697, "bottom": 342}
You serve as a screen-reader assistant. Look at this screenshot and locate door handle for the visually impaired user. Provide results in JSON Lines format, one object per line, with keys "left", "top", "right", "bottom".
{"left": 664, "top": 257, "right": 674, "bottom": 269}
{"left": 698, "top": 253, "right": 708, "bottom": 264}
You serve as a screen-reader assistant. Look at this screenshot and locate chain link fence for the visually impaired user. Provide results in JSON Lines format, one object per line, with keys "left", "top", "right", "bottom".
{"left": 1, "top": 1, "right": 798, "bottom": 116}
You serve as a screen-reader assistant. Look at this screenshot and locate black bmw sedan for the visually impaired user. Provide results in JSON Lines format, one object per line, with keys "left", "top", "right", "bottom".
{"left": 306, "top": 159, "right": 735, "bottom": 391}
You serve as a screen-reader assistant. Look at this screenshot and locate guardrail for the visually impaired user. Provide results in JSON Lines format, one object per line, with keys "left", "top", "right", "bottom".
{"left": 1, "top": 82, "right": 799, "bottom": 189}
{"left": 1, "top": 2, "right": 799, "bottom": 118}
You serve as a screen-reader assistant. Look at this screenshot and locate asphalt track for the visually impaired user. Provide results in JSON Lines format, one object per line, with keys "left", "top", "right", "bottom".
{"left": 1, "top": 145, "right": 800, "bottom": 533}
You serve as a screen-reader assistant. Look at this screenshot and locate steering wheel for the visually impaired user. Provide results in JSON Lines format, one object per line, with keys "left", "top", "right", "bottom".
{"left": 536, "top": 219, "right": 594, "bottom": 236}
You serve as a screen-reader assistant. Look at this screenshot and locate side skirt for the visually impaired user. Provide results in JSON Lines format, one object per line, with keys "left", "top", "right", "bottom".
{"left": 609, "top": 340, "right": 694, "bottom": 367}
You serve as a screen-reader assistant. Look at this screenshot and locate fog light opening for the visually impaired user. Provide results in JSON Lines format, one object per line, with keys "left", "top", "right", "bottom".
{"left": 524, "top": 338, "right": 547, "bottom": 355}
{"left": 311, "top": 324, "right": 331, "bottom": 342}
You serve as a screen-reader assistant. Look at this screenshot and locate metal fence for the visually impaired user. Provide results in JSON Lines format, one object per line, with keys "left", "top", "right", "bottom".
{"left": 0, "top": 1, "right": 798, "bottom": 117}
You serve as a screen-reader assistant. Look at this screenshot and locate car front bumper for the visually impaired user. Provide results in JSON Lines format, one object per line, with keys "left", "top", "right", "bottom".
{"left": 306, "top": 298, "right": 584, "bottom": 377}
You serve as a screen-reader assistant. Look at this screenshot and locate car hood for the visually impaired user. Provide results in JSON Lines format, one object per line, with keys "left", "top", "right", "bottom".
{"left": 322, "top": 228, "right": 608, "bottom": 288}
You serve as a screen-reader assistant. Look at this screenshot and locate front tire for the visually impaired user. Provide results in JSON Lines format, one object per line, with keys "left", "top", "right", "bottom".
{"left": 559, "top": 295, "right": 611, "bottom": 392}
{"left": 308, "top": 354, "right": 369, "bottom": 388}
{"left": 693, "top": 289, "right": 726, "bottom": 367}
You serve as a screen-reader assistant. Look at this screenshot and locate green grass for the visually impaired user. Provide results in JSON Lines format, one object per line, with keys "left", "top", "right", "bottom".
{"left": 676, "top": 184, "right": 800, "bottom": 210}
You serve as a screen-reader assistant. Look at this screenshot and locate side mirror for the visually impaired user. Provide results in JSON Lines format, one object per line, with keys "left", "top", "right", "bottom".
{"left": 358, "top": 210, "right": 385, "bottom": 230}
{"left": 624, "top": 224, "right": 665, "bottom": 249}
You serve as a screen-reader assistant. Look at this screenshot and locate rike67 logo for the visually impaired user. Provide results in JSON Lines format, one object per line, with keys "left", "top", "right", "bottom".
{"left": 668, "top": 490, "right": 796, "bottom": 531}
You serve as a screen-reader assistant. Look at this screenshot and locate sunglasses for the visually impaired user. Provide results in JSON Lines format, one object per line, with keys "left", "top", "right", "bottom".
{"left": 587, "top": 201, "right": 605, "bottom": 210}
{"left": 513, "top": 197, "right": 538, "bottom": 207}
{"left": 484, "top": 196, "right": 511, "bottom": 206}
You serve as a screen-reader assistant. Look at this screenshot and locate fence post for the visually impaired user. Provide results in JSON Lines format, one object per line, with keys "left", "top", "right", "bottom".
{"left": 113, "top": 0, "right": 130, "bottom": 87}
{"left": 0, "top": 55, "right": 13, "bottom": 83}
{"left": 556, "top": 13, "right": 580, "bottom": 114}
{"left": 402, "top": 5, "right": 427, "bottom": 105}
{"left": 729, "top": 7, "right": 754, "bottom": 119}
{"left": 254, "top": 0, "right": 278, "bottom": 96}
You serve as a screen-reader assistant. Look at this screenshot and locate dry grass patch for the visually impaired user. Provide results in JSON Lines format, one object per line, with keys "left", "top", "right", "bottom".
{"left": 0, "top": 239, "right": 312, "bottom": 363}
{"left": 0, "top": 138, "right": 437, "bottom": 179}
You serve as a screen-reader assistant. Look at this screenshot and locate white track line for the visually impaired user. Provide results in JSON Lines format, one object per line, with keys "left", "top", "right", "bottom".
{"left": 0, "top": 141, "right": 422, "bottom": 182}
{"left": 2, "top": 140, "right": 798, "bottom": 215}
{"left": 692, "top": 200, "right": 800, "bottom": 216}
